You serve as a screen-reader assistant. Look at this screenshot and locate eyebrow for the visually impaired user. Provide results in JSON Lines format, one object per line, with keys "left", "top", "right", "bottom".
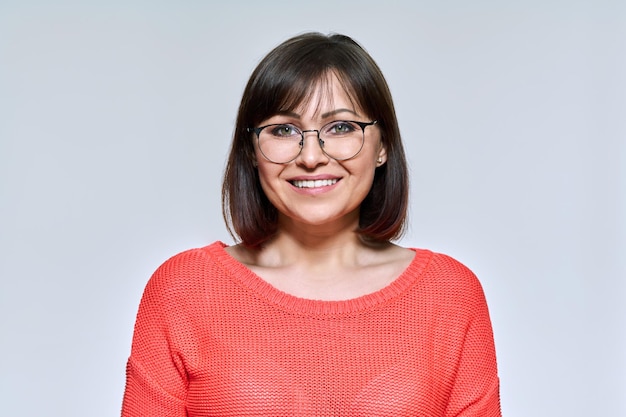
{"left": 275, "top": 108, "right": 360, "bottom": 119}
{"left": 321, "top": 108, "right": 359, "bottom": 119}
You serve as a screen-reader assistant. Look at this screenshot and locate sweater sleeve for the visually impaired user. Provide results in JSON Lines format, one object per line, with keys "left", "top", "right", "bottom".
{"left": 443, "top": 259, "right": 501, "bottom": 417}
{"left": 121, "top": 253, "right": 195, "bottom": 416}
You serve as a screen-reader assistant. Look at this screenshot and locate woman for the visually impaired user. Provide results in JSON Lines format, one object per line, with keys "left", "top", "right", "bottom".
{"left": 122, "top": 32, "right": 501, "bottom": 416}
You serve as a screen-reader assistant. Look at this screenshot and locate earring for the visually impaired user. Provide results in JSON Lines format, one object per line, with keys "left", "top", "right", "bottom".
{"left": 377, "top": 157, "right": 383, "bottom": 164}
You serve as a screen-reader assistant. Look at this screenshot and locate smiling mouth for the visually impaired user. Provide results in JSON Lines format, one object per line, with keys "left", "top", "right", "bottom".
{"left": 290, "top": 179, "right": 339, "bottom": 188}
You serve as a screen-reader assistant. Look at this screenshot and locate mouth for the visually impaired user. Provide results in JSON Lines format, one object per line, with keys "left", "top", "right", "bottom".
{"left": 290, "top": 178, "right": 340, "bottom": 189}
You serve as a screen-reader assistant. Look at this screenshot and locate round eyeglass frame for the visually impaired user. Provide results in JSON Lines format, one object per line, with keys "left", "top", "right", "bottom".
{"left": 246, "top": 120, "right": 378, "bottom": 164}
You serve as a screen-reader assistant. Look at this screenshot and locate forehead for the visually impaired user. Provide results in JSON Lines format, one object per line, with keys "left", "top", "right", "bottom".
{"left": 282, "top": 71, "right": 364, "bottom": 118}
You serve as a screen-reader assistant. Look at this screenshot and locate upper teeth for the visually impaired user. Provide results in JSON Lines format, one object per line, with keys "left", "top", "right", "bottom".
{"left": 292, "top": 179, "right": 338, "bottom": 188}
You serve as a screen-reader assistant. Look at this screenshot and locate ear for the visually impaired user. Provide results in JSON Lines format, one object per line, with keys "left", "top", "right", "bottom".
{"left": 376, "top": 144, "right": 388, "bottom": 167}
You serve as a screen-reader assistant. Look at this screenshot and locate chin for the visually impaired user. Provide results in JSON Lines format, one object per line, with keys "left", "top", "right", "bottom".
{"left": 281, "top": 208, "right": 359, "bottom": 229}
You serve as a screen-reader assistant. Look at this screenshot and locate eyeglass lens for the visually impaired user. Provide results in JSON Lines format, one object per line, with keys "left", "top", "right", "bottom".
{"left": 257, "top": 120, "right": 367, "bottom": 163}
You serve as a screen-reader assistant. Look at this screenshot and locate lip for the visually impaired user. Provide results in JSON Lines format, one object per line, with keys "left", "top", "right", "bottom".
{"left": 288, "top": 174, "right": 342, "bottom": 181}
{"left": 287, "top": 175, "right": 342, "bottom": 195}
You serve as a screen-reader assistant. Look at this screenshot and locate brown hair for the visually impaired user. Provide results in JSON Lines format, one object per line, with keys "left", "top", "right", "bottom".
{"left": 222, "top": 32, "right": 409, "bottom": 247}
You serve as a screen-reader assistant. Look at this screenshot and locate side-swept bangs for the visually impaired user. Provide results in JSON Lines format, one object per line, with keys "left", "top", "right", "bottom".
{"left": 222, "top": 33, "right": 409, "bottom": 248}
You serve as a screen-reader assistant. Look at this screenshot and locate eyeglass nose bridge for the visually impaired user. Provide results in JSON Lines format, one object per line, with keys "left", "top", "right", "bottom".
{"left": 298, "top": 129, "right": 326, "bottom": 150}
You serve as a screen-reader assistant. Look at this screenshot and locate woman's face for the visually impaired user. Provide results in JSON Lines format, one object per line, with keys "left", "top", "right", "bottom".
{"left": 253, "top": 74, "right": 387, "bottom": 234}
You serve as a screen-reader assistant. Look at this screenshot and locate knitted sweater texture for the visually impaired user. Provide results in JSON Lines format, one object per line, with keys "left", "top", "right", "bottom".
{"left": 122, "top": 241, "right": 500, "bottom": 416}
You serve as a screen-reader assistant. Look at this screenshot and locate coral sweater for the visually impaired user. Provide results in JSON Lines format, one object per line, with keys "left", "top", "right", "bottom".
{"left": 122, "top": 241, "right": 501, "bottom": 416}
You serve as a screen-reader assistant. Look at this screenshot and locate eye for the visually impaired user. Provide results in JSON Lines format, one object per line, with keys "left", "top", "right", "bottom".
{"left": 325, "top": 121, "right": 357, "bottom": 135}
{"left": 269, "top": 124, "right": 300, "bottom": 138}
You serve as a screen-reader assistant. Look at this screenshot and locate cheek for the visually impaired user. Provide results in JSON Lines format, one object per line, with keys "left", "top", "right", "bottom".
{"left": 256, "top": 166, "right": 270, "bottom": 191}
{"left": 255, "top": 162, "right": 283, "bottom": 197}
{"left": 256, "top": 160, "right": 273, "bottom": 179}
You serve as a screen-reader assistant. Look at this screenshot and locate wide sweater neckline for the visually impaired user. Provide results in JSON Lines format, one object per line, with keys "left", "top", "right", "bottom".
{"left": 204, "top": 241, "right": 433, "bottom": 316}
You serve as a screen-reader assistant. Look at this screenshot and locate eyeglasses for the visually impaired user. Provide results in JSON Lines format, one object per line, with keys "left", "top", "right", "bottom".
{"left": 247, "top": 120, "right": 378, "bottom": 164}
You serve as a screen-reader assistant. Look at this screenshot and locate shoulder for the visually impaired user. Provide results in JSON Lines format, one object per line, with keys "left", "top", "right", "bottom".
{"left": 412, "top": 249, "right": 489, "bottom": 309}
{"left": 426, "top": 252, "right": 477, "bottom": 280}
{"left": 141, "top": 241, "right": 229, "bottom": 304}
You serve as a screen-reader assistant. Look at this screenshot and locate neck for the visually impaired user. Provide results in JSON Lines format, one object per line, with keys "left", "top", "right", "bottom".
{"left": 270, "top": 208, "right": 376, "bottom": 256}
{"left": 225, "top": 215, "right": 408, "bottom": 301}
{"left": 263, "top": 229, "right": 363, "bottom": 268}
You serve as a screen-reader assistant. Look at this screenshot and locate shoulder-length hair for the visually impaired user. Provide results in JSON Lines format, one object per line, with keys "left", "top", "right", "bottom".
{"left": 222, "top": 32, "right": 409, "bottom": 248}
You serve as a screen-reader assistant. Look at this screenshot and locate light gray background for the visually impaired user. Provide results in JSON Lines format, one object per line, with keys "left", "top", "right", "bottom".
{"left": 1, "top": 1, "right": 624, "bottom": 416}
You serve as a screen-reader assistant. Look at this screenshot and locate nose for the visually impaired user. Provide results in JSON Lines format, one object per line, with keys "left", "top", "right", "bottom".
{"left": 296, "top": 130, "right": 329, "bottom": 168}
